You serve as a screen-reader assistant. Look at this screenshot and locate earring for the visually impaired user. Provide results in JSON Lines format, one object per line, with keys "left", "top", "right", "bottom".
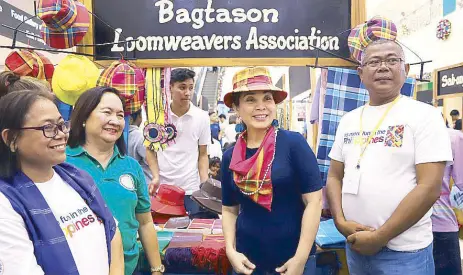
{"left": 271, "top": 119, "right": 279, "bottom": 128}
{"left": 83, "top": 122, "right": 86, "bottom": 128}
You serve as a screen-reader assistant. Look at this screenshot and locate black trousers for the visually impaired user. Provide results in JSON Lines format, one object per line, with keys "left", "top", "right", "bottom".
{"left": 433, "top": 231, "right": 462, "bottom": 275}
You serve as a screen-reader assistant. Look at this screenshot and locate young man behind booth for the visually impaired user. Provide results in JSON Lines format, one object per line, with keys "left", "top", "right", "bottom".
{"left": 326, "top": 40, "right": 452, "bottom": 274}
{"left": 146, "top": 68, "right": 211, "bottom": 217}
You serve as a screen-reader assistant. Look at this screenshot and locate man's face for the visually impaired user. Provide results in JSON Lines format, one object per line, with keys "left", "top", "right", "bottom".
{"left": 170, "top": 78, "right": 194, "bottom": 108}
{"left": 358, "top": 41, "right": 409, "bottom": 101}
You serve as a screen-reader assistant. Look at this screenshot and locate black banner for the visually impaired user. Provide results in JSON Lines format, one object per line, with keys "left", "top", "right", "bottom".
{"left": 437, "top": 64, "right": 463, "bottom": 97}
{"left": 92, "top": 0, "right": 352, "bottom": 61}
{"left": 0, "top": 0, "right": 50, "bottom": 49}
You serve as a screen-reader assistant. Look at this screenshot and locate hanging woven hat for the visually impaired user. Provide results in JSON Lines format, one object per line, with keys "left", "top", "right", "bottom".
{"left": 348, "top": 16, "right": 398, "bottom": 63}
{"left": 52, "top": 54, "right": 100, "bottom": 105}
{"left": 39, "top": 0, "right": 90, "bottom": 49}
{"left": 4, "top": 49, "right": 54, "bottom": 86}
{"left": 223, "top": 67, "right": 287, "bottom": 108}
{"left": 97, "top": 60, "right": 145, "bottom": 115}
{"left": 37, "top": 0, "right": 78, "bottom": 32}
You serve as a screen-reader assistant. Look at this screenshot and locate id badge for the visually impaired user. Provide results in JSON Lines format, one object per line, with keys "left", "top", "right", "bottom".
{"left": 342, "top": 168, "right": 361, "bottom": 195}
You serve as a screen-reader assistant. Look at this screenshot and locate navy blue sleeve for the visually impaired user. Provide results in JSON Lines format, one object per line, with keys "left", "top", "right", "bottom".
{"left": 221, "top": 148, "right": 239, "bottom": 206}
{"left": 289, "top": 132, "right": 323, "bottom": 194}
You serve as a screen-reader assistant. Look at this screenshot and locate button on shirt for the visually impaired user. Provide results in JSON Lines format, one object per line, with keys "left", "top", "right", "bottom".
{"left": 157, "top": 103, "right": 211, "bottom": 195}
{"left": 66, "top": 145, "right": 151, "bottom": 275}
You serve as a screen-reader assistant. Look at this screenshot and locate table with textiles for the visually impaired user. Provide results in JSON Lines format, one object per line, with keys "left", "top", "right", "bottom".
{"left": 135, "top": 218, "right": 348, "bottom": 275}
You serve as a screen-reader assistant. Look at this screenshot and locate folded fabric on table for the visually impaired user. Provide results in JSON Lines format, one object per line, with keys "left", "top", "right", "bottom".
{"left": 191, "top": 235, "right": 230, "bottom": 275}
{"left": 157, "top": 231, "right": 174, "bottom": 255}
{"left": 316, "top": 219, "right": 346, "bottom": 249}
{"left": 316, "top": 67, "right": 416, "bottom": 185}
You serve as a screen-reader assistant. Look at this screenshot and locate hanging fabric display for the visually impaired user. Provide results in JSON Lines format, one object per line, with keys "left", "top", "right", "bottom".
{"left": 144, "top": 68, "right": 176, "bottom": 152}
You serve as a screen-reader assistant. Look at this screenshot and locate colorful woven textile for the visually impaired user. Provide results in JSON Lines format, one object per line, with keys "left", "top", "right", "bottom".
{"left": 37, "top": 0, "right": 77, "bottom": 32}
{"left": 316, "top": 219, "right": 346, "bottom": 249}
{"left": 40, "top": 1, "right": 90, "bottom": 49}
{"left": 348, "top": 16, "right": 398, "bottom": 62}
{"left": 229, "top": 127, "right": 277, "bottom": 211}
{"left": 4, "top": 49, "right": 54, "bottom": 86}
{"left": 316, "top": 67, "right": 416, "bottom": 185}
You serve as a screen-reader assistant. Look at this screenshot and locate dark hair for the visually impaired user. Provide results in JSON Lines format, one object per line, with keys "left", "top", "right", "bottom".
{"left": 67, "top": 87, "right": 127, "bottom": 155}
{"left": 170, "top": 68, "right": 195, "bottom": 84}
{"left": 0, "top": 71, "right": 50, "bottom": 99}
{"left": 209, "top": 157, "right": 221, "bottom": 167}
{"left": 130, "top": 109, "right": 142, "bottom": 121}
{"left": 219, "top": 114, "right": 226, "bottom": 119}
{"left": 450, "top": 109, "right": 460, "bottom": 116}
{"left": 0, "top": 89, "right": 55, "bottom": 178}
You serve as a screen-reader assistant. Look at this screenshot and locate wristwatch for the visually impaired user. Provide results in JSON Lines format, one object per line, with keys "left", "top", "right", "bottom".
{"left": 151, "top": 265, "right": 165, "bottom": 273}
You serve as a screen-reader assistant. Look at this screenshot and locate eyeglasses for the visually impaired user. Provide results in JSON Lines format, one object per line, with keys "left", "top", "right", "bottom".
{"left": 18, "top": 121, "right": 71, "bottom": 138}
{"left": 362, "top": 58, "right": 404, "bottom": 68}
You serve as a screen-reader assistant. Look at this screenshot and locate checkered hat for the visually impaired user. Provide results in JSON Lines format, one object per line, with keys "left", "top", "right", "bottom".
{"left": 37, "top": 0, "right": 77, "bottom": 32}
{"left": 223, "top": 67, "right": 287, "bottom": 108}
{"left": 97, "top": 60, "right": 146, "bottom": 115}
{"left": 4, "top": 49, "right": 54, "bottom": 85}
{"left": 348, "top": 16, "right": 398, "bottom": 63}
{"left": 41, "top": 1, "right": 90, "bottom": 49}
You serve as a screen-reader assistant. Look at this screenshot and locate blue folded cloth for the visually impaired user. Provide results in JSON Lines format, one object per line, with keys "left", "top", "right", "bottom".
{"left": 316, "top": 219, "right": 346, "bottom": 249}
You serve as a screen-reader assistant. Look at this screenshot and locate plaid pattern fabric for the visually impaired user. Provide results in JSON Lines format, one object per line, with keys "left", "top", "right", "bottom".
{"left": 37, "top": 0, "right": 77, "bottom": 31}
{"left": 224, "top": 66, "right": 287, "bottom": 107}
{"left": 97, "top": 60, "right": 138, "bottom": 115}
{"left": 230, "top": 128, "right": 277, "bottom": 211}
{"left": 41, "top": 1, "right": 89, "bottom": 49}
{"left": 348, "top": 16, "right": 398, "bottom": 62}
{"left": 316, "top": 67, "right": 416, "bottom": 185}
{"left": 5, "top": 50, "right": 54, "bottom": 85}
{"left": 125, "top": 61, "right": 145, "bottom": 115}
{"left": 5, "top": 50, "right": 39, "bottom": 78}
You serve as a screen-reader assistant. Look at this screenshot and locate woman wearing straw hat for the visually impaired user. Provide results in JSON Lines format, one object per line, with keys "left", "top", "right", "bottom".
{"left": 221, "top": 67, "right": 323, "bottom": 275}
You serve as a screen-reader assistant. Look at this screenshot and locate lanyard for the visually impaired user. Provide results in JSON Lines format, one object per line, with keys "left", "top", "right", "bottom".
{"left": 356, "top": 95, "right": 401, "bottom": 169}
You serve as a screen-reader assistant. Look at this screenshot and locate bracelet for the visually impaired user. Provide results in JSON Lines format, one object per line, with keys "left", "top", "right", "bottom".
{"left": 151, "top": 264, "right": 165, "bottom": 273}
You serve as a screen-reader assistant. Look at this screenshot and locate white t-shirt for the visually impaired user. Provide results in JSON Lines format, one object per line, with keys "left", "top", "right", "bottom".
{"left": 157, "top": 103, "right": 211, "bottom": 194}
{"left": 329, "top": 96, "right": 453, "bottom": 251}
{"left": 0, "top": 171, "right": 109, "bottom": 275}
{"left": 208, "top": 138, "right": 223, "bottom": 160}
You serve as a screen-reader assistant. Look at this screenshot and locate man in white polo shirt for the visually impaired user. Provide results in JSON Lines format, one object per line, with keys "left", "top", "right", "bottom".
{"left": 326, "top": 39, "right": 452, "bottom": 274}
{"left": 146, "top": 68, "right": 211, "bottom": 218}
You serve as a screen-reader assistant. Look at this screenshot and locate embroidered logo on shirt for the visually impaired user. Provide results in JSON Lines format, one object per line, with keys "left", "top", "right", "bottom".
{"left": 119, "top": 174, "right": 135, "bottom": 191}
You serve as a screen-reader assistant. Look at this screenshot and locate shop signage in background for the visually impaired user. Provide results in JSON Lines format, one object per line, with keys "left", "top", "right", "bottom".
{"left": 82, "top": 0, "right": 364, "bottom": 66}
{"left": 0, "top": 0, "right": 50, "bottom": 49}
{"left": 436, "top": 62, "right": 463, "bottom": 98}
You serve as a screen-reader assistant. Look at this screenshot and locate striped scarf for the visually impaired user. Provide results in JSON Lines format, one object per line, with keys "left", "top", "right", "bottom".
{"left": 229, "top": 127, "right": 277, "bottom": 211}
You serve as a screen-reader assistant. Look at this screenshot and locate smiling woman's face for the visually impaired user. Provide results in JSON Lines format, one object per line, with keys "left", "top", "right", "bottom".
{"left": 84, "top": 92, "right": 125, "bottom": 146}
{"left": 235, "top": 91, "right": 276, "bottom": 131}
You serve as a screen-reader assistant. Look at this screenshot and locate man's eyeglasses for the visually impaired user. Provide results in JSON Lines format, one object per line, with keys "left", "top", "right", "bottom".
{"left": 362, "top": 58, "right": 404, "bottom": 68}
{"left": 18, "top": 121, "right": 71, "bottom": 138}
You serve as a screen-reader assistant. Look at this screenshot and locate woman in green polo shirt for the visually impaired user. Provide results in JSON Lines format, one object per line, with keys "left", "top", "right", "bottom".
{"left": 66, "top": 87, "right": 164, "bottom": 275}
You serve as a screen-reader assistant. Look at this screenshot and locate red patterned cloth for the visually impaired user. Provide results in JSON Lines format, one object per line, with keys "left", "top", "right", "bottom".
{"left": 191, "top": 235, "right": 231, "bottom": 275}
{"left": 229, "top": 127, "right": 277, "bottom": 211}
{"left": 40, "top": 1, "right": 89, "bottom": 49}
{"left": 4, "top": 49, "right": 54, "bottom": 86}
{"left": 97, "top": 60, "right": 146, "bottom": 115}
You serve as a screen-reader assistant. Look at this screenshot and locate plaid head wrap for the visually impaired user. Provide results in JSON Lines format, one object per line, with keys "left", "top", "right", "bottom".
{"left": 37, "top": 0, "right": 78, "bottom": 32}
{"left": 348, "top": 16, "right": 398, "bottom": 62}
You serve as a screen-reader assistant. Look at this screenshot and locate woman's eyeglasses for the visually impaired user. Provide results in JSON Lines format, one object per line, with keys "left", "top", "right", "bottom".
{"left": 18, "top": 121, "right": 71, "bottom": 138}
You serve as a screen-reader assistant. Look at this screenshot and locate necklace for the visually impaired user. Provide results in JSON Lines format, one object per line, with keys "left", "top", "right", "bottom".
{"left": 238, "top": 128, "right": 278, "bottom": 196}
